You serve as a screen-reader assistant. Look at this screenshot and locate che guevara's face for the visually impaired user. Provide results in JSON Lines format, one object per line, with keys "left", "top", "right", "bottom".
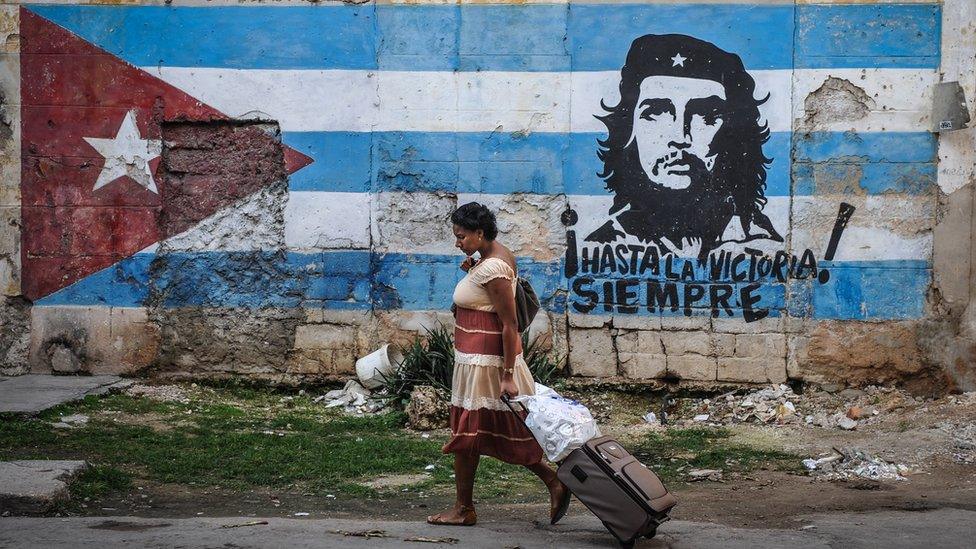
{"left": 630, "top": 76, "right": 726, "bottom": 190}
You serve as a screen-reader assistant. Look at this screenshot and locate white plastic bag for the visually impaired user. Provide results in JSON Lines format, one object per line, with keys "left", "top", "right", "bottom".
{"left": 513, "top": 388, "right": 601, "bottom": 462}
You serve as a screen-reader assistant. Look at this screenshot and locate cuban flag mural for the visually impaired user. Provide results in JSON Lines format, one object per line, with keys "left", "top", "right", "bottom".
{"left": 18, "top": 2, "right": 942, "bottom": 335}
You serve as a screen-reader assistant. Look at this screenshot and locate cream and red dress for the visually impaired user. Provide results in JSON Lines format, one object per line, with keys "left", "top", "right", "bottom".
{"left": 442, "top": 257, "right": 543, "bottom": 465}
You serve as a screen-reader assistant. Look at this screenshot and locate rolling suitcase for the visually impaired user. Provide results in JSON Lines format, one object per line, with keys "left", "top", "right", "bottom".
{"left": 502, "top": 396, "right": 677, "bottom": 548}
{"left": 557, "top": 436, "right": 677, "bottom": 548}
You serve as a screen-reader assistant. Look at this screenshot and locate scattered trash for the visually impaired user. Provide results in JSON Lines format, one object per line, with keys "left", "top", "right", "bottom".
{"left": 220, "top": 520, "right": 269, "bottom": 529}
{"left": 293, "top": 512, "right": 310, "bottom": 517}
{"left": 315, "top": 379, "right": 386, "bottom": 416}
{"left": 687, "top": 469, "right": 723, "bottom": 482}
{"left": 125, "top": 384, "right": 191, "bottom": 404}
{"left": 804, "top": 448, "right": 909, "bottom": 481}
{"left": 356, "top": 344, "right": 403, "bottom": 389}
{"left": 937, "top": 420, "right": 976, "bottom": 464}
{"left": 421, "top": 433, "right": 431, "bottom": 439}
{"left": 642, "top": 411, "right": 658, "bottom": 424}
{"left": 775, "top": 402, "right": 796, "bottom": 419}
{"left": 424, "top": 464, "right": 436, "bottom": 471}
{"left": 51, "top": 414, "right": 89, "bottom": 429}
{"left": 404, "top": 536, "right": 459, "bottom": 544}
{"left": 802, "top": 453, "right": 843, "bottom": 471}
{"left": 331, "top": 530, "right": 390, "bottom": 539}
{"left": 846, "top": 406, "right": 863, "bottom": 420}
{"left": 693, "top": 414, "right": 710, "bottom": 422}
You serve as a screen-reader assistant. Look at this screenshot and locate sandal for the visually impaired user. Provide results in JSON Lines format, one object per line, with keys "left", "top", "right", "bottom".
{"left": 427, "top": 505, "right": 477, "bottom": 526}
{"left": 549, "top": 480, "right": 572, "bottom": 525}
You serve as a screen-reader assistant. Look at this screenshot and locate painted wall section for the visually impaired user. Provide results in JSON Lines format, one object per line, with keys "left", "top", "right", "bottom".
{"left": 2, "top": 1, "right": 972, "bottom": 391}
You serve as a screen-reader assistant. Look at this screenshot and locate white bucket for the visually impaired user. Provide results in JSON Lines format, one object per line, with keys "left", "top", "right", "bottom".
{"left": 355, "top": 344, "right": 403, "bottom": 389}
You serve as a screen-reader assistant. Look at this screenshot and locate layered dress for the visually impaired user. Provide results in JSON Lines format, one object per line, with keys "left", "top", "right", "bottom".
{"left": 442, "top": 257, "right": 543, "bottom": 465}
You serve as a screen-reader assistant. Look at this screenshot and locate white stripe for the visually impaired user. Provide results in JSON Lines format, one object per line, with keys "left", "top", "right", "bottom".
{"left": 569, "top": 70, "right": 791, "bottom": 133}
{"left": 140, "top": 67, "right": 933, "bottom": 134}
{"left": 283, "top": 191, "right": 932, "bottom": 262}
{"left": 792, "top": 69, "right": 937, "bottom": 133}
{"left": 285, "top": 191, "right": 371, "bottom": 250}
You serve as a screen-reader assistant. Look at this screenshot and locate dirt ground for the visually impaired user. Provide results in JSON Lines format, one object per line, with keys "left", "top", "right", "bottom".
{"left": 73, "top": 462, "right": 976, "bottom": 531}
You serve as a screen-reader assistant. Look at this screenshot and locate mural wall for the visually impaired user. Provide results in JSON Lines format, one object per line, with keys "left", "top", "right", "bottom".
{"left": 2, "top": 1, "right": 972, "bottom": 389}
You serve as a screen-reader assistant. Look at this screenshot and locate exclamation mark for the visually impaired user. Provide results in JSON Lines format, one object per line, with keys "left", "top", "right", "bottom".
{"left": 818, "top": 202, "right": 856, "bottom": 284}
{"left": 562, "top": 207, "right": 579, "bottom": 278}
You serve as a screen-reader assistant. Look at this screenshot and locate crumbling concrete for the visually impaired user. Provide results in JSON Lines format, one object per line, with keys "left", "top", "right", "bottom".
{"left": 287, "top": 309, "right": 372, "bottom": 377}
{"left": 929, "top": 0, "right": 976, "bottom": 392}
{"left": 152, "top": 307, "right": 304, "bottom": 381}
{"left": 0, "top": 374, "right": 128, "bottom": 414}
{"left": 0, "top": 296, "right": 29, "bottom": 375}
{"left": 147, "top": 120, "right": 303, "bottom": 381}
{"left": 799, "top": 321, "right": 949, "bottom": 393}
{"left": 802, "top": 77, "right": 875, "bottom": 130}
{"left": 371, "top": 191, "right": 457, "bottom": 255}
{"left": 0, "top": 460, "right": 88, "bottom": 514}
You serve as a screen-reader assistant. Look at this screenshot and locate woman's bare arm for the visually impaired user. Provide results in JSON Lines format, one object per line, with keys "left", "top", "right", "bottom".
{"left": 485, "top": 276, "right": 522, "bottom": 395}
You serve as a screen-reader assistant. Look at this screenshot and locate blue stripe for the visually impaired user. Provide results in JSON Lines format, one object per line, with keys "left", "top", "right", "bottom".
{"left": 285, "top": 132, "right": 373, "bottom": 193}
{"left": 795, "top": 4, "right": 941, "bottom": 69}
{"left": 28, "top": 5, "right": 377, "bottom": 70}
{"left": 285, "top": 131, "right": 935, "bottom": 197}
{"left": 28, "top": 4, "right": 940, "bottom": 71}
{"left": 792, "top": 132, "right": 937, "bottom": 195}
{"left": 568, "top": 4, "right": 794, "bottom": 71}
{"left": 808, "top": 260, "right": 930, "bottom": 319}
{"left": 793, "top": 132, "right": 937, "bottom": 163}
{"left": 37, "top": 252, "right": 928, "bottom": 320}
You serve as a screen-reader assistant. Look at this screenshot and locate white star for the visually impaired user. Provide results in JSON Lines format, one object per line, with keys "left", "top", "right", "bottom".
{"left": 84, "top": 110, "right": 162, "bottom": 194}
{"left": 671, "top": 53, "right": 687, "bottom": 67}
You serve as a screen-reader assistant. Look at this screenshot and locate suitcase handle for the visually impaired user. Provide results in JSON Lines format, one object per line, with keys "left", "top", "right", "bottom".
{"left": 500, "top": 394, "right": 530, "bottom": 429}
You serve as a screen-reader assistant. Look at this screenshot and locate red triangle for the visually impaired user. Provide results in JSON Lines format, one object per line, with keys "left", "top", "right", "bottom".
{"left": 20, "top": 7, "right": 313, "bottom": 300}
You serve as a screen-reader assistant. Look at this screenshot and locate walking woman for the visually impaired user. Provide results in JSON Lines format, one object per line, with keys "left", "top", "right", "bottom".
{"left": 427, "top": 202, "right": 570, "bottom": 527}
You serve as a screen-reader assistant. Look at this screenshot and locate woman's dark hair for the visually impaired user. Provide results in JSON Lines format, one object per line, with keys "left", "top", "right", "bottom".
{"left": 451, "top": 202, "right": 498, "bottom": 241}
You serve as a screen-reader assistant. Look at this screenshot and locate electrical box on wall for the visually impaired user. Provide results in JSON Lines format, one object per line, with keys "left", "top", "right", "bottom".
{"left": 932, "top": 81, "right": 971, "bottom": 132}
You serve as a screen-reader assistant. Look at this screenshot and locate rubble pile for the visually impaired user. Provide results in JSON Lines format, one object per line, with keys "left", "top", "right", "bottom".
{"left": 668, "top": 384, "right": 942, "bottom": 432}
{"left": 672, "top": 384, "right": 803, "bottom": 426}
{"left": 125, "top": 383, "right": 191, "bottom": 404}
{"left": 936, "top": 420, "right": 976, "bottom": 465}
{"left": 404, "top": 385, "right": 450, "bottom": 430}
{"left": 803, "top": 448, "right": 910, "bottom": 481}
{"left": 314, "top": 380, "right": 386, "bottom": 416}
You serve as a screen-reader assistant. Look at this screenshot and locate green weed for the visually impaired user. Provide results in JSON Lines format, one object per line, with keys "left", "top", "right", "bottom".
{"left": 380, "top": 323, "right": 564, "bottom": 406}
{"left": 632, "top": 428, "right": 802, "bottom": 483}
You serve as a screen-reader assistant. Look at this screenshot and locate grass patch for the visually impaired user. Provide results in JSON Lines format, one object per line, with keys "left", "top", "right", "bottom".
{"left": 0, "top": 389, "right": 462, "bottom": 499}
{"left": 1, "top": 412, "right": 451, "bottom": 498}
{"left": 70, "top": 465, "right": 133, "bottom": 500}
{"left": 632, "top": 428, "right": 802, "bottom": 483}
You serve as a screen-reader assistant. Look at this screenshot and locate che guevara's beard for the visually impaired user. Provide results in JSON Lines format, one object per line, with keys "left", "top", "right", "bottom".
{"left": 616, "top": 153, "right": 734, "bottom": 251}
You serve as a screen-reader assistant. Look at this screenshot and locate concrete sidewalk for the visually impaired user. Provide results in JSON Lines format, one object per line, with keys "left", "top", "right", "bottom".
{"left": 1, "top": 508, "right": 974, "bottom": 548}
{"left": 0, "top": 375, "right": 130, "bottom": 414}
